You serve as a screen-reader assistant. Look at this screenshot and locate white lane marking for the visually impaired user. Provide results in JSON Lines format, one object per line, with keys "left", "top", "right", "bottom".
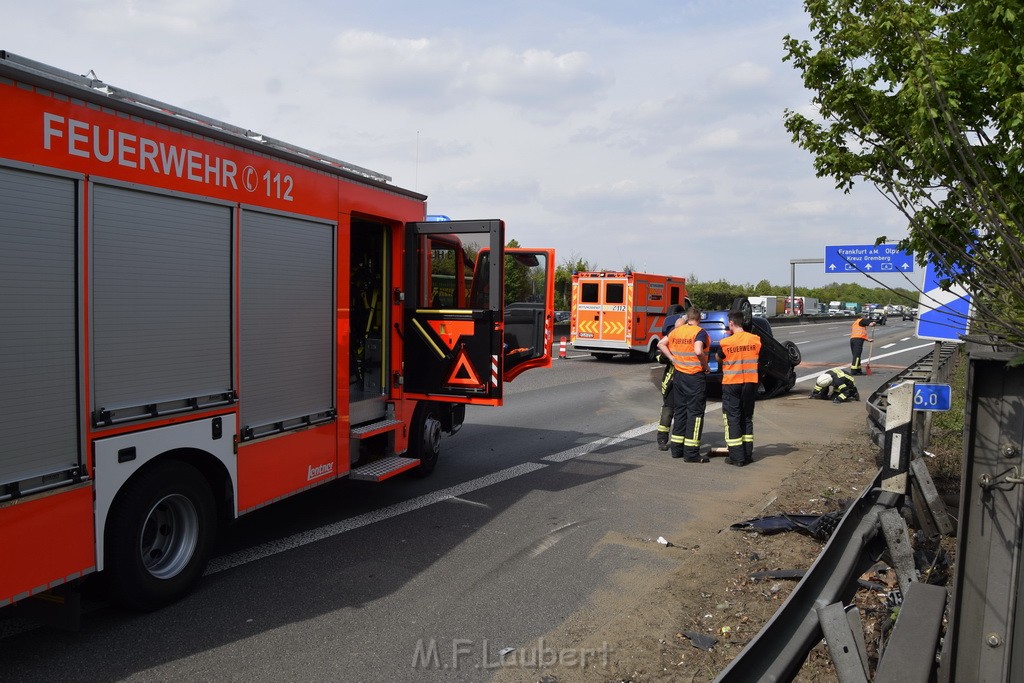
{"left": 795, "top": 342, "right": 936, "bottom": 384}
{"left": 882, "top": 343, "right": 896, "bottom": 349}
{"left": 900, "top": 337, "right": 911, "bottom": 341}
{"left": 542, "top": 423, "right": 655, "bottom": 462}
{"left": 449, "top": 496, "right": 490, "bottom": 508}
{"left": 796, "top": 341, "right": 811, "bottom": 345}
{"left": 205, "top": 462, "right": 547, "bottom": 575}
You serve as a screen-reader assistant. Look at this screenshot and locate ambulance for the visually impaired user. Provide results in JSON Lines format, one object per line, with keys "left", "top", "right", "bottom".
{"left": 569, "top": 271, "right": 689, "bottom": 359}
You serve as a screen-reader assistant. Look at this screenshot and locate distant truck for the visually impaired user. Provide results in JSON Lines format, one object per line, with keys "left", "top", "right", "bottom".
{"left": 785, "top": 296, "right": 819, "bottom": 316}
{"left": 570, "top": 271, "right": 689, "bottom": 359}
{"left": 828, "top": 301, "right": 843, "bottom": 315}
{"left": 844, "top": 302, "right": 863, "bottom": 315}
{"left": 749, "top": 295, "right": 785, "bottom": 317}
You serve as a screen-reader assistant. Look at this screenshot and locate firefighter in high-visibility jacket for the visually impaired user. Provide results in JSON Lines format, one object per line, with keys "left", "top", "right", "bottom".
{"left": 656, "top": 304, "right": 687, "bottom": 450}
{"left": 717, "top": 311, "right": 761, "bottom": 466}
{"left": 849, "top": 315, "right": 875, "bottom": 374}
{"left": 811, "top": 369, "right": 860, "bottom": 403}
{"left": 657, "top": 306, "right": 711, "bottom": 462}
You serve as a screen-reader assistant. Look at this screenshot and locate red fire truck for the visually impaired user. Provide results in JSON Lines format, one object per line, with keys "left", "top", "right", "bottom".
{"left": 0, "top": 52, "right": 555, "bottom": 611}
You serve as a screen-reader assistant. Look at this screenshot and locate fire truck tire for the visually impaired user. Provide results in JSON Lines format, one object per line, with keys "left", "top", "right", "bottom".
{"left": 410, "top": 403, "right": 443, "bottom": 478}
{"left": 104, "top": 459, "right": 216, "bottom": 610}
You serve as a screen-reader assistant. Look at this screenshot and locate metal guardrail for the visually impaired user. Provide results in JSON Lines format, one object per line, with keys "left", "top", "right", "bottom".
{"left": 715, "top": 343, "right": 959, "bottom": 681}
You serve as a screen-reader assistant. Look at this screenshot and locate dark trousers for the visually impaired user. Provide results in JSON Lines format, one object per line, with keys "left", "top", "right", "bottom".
{"left": 722, "top": 382, "right": 756, "bottom": 463}
{"left": 850, "top": 337, "right": 865, "bottom": 372}
{"left": 670, "top": 372, "right": 707, "bottom": 460}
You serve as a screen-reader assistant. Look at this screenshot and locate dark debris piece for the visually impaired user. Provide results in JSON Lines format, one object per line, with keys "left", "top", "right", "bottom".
{"left": 749, "top": 569, "right": 805, "bottom": 582}
{"left": 682, "top": 631, "right": 719, "bottom": 651}
{"left": 729, "top": 509, "right": 846, "bottom": 541}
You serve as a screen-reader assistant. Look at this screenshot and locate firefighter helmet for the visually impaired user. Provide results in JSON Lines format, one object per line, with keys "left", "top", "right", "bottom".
{"left": 816, "top": 373, "right": 833, "bottom": 388}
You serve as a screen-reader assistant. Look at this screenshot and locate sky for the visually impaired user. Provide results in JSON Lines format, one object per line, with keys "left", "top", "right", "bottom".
{"left": 3, "top": 0, "right": 924, "bottom": 290}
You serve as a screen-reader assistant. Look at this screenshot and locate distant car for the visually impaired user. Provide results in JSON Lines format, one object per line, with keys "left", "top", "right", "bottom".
{"left": 698, "top": 298, "right": 801, "bottom": 399}
{"left": 902, "top": 309, "right": 915, "bottom": 321}
{"left": 868, "top": 310, "right": 887, "bottom": 325}
{"left": 554, "top": 310, "right": 570, "bottom": 324}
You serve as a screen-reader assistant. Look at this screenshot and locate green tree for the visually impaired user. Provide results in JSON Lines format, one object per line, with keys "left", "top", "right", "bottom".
{"left": 783, "top": 0, "right": 1024, "bottom": 351}
{"left": 554, "top": 253, "right": 593, "bottom": 311}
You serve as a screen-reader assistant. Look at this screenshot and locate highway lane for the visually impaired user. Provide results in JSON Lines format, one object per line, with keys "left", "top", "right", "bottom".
{"left": 0, "top": 319, "right": 934, "bottom": 681}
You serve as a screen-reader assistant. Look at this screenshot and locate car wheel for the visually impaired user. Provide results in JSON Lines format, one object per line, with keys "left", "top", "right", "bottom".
{"left": 785, "top": 369, "right": 797, "bottom": 393}
{"left": 784, "top": 340, "right": 802, "bottom": 365}
{"left": 729, "top": 297, "right": 753, "bottom": 328}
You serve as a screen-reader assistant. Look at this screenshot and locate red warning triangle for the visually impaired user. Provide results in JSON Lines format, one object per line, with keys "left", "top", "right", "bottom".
{"left": 446, "top": 348, "right": 484, "bottom": 388}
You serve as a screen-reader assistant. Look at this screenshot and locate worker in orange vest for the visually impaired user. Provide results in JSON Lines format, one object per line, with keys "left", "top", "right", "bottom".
{"left": 849, "top": 314, "right": 875, "bottom": 374}
{"left": 655, "top": 304, "right": 687, "bottom": 450}
{"left": 718, "top": 311, "right": 762, "bottom": 466}
{"left": 657, "top": 306, "right": 711, "bottom": 462}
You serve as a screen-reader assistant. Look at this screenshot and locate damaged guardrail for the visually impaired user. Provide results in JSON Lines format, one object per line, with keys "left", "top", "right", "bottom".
{"left": 715, "top": 345, "right": 958, "bottom": 681}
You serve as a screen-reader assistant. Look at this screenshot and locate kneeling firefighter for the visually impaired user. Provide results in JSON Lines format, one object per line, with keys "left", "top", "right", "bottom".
{"left": 811, "top": 369, "right": 860, "bottom": 403}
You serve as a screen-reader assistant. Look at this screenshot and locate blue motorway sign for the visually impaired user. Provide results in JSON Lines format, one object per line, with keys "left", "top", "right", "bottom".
{"left": 824, "top": 244, "right": 914, "bottom": 274}
{"left": 913, "top": 383, "right": 952, "bottom": 412}
{"left": 917, "top": 258, "right": 971, "bottom": 342}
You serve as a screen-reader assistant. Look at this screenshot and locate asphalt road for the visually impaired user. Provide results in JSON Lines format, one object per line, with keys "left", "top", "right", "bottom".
{"left": 0, "top": 318, "right": 931, "bottom": 682}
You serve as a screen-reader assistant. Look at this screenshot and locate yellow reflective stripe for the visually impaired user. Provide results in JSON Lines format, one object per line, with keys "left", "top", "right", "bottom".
{"left": 657, "top": 425, "right": 670, "bottom": 433}
{"left": 412, "top": 318, "right": 446, "bottom": 359}
{"left": 670, "top": 435, "right": 685, "bottom": 444}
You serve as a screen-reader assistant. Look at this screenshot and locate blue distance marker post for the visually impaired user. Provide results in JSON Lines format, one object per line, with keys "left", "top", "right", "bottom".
{"left": 913, "top": 383, "right": 952, "bottom": 412}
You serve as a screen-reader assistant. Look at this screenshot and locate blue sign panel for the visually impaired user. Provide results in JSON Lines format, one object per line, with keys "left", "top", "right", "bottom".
{"left": 824, "top": 245, "right": 914, "bottom": 274}
{"left": 916, "top": 258, "right": 971, "bottom": 342}
{"left": 913, "top": 383, "right": 952, "bottom": 412}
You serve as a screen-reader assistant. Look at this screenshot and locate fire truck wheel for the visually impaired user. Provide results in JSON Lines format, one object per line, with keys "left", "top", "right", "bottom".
{"left": 410, "top": 403, "right": 443, "bottom": 478}
{"left": 104, "top": 459, "right": 216, "bottom": 610}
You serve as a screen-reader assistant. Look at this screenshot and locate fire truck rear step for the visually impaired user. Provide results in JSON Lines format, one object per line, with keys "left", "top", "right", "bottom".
{"left": 349, "top": 456, "right": 420, "bottom": 481}
{"left": 350, "top": 418, "right": 403, "bottom": 439}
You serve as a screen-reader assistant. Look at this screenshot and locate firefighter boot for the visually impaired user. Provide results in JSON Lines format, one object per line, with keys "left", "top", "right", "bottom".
{"left": 657, "top": 431, "right": 670, "bottom": 451}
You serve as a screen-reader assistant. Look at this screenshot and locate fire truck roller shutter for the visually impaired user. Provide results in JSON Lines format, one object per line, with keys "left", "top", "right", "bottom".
{"left": 91, "top": 186, "right": 233, "bottom": 423}
{"left": 239, "top": 211, "right": 335, "bottom": 438}
{"left": 0, "top": 166, "right": 81, "bottom": 490}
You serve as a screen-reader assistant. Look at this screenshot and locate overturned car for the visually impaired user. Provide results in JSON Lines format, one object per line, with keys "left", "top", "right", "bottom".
{"left": 698, "top": 298, "right": 802, "bottom": 398}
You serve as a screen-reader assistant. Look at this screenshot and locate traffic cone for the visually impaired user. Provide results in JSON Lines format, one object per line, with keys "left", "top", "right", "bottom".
{"left": 559, "top": 336, "right": 567, "bottom": 359}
